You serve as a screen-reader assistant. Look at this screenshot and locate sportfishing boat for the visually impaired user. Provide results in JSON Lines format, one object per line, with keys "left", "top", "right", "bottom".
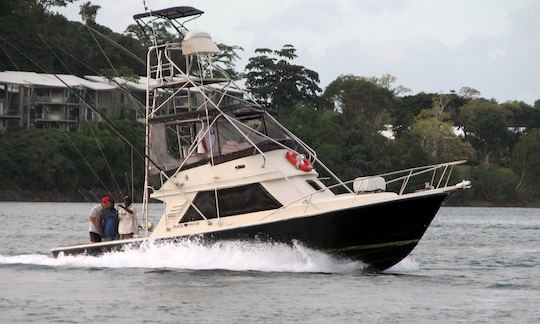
{"left": 51, "top": 6, "right": 471, "bottom": 271}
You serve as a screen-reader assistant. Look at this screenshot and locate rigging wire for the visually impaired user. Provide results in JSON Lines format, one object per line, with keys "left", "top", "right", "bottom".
{"left": 0, "top": 45, "right": 19, "bottom": 71}
{"left": 86, "top": 121, "right": 125, "bottom": 197}
{"left": 39, "top": 36, "right": 127, "bottom": 199}
{"left": 83, "top": 24, "right": 146, "bottom": 66}
{"left": 37, "top": 34, "right": 146, "bottom": 118}
{"left": 0, "top": 35, "right": 164, "bottom": 175}
{"left": 131, "top": 146, "right": 135, "bottom": 198}
{"left": 85, "top": 26, "right": 120, "bottom": 77}
{"left": 64, "top": 132, "right": 114, "bottom": 198}
{"left": 40, "top": 37, "right": 74, "bottom": 75}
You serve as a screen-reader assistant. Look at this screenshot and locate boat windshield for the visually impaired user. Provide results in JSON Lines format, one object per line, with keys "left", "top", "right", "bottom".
{"left": 148, "top": 106, "right": 293, "bottom": 178}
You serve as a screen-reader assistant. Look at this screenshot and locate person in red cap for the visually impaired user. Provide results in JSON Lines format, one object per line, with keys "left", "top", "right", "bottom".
{"left": 88, "top": 196, "right": 110, "bottom": 243}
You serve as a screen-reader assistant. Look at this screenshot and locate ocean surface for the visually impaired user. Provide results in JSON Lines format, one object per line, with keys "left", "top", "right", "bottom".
{"left": 0, "top": 203, "right": 538, "bottom": 323}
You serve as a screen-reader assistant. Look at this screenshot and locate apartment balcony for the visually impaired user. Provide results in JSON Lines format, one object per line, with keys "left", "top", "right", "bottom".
{"left": 0, "top": 104, "right": 21, "bottom": 119}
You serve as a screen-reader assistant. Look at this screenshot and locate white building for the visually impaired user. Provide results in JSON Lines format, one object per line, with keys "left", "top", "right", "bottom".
{"left": 0, "top": 71, "right": 243, "bottom": 131}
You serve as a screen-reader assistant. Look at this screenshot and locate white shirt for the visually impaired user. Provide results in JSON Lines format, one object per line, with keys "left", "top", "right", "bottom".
{"left": 88, "top": 205, "right": 103, "bottom": 235}
{"left": 118, "top": 205, "right": 138, "bottom": 235}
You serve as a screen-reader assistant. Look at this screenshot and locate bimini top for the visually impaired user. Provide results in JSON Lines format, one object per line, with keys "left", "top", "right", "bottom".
{"left": 133, "top": 6, "right": 204, "bottom": 20}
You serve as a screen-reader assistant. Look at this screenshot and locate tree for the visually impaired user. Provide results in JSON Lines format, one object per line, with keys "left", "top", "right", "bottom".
{"left": 459, "top": 100, "right": 512, "bottom": 165}
{"left": 459, "top": 86, "right": 481, "bottom": 99}
{"left": 512, "top": 128, "right": 540, "bottom": 195}
{"left": 410, "top": 108, "right": 473, "bottom": 162}
{"left": 79, "top": 1, "right": 100, "bottom": 24}
{"left": 244, "top": 45, "right": 321, "bottom": 116}
{"left": 0, "top": 1, "right": 146, "bottom": 76}
{"left": 214, "top": 43, "right": 244, "bottom": 80}
{"left": 324, "top": 75, "right": 394, "bottom": 133}
{"left": 391, "top": 92, "right": 433, "bottom": 135}
{"left": 125, "top": 21, "right": 182, "bottom": 47}
{"left": 469, "top": 166, "right": 518, "bottom": 201}
{"left": 41, "top": 0, "right": 77, "bottom": 9}
{"left": 372, "top": 73, "right": 411, "bottom": 95}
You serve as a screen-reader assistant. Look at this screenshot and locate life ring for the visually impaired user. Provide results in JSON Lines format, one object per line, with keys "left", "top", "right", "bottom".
{"left": 285, "top": 151, "right": 313, "bottom": 172}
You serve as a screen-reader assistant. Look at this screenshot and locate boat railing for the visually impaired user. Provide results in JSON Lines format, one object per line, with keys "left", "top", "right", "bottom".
{"left": 261, "top": 160, "right": 469, "bottom": 220}
{"left": 357, "top": 160, "right": 468, "bottom": 194}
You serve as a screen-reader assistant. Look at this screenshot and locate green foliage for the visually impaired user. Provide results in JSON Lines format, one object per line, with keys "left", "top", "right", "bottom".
{"left": 214, "top": 43, "right": 244, "bottom": 80}
{"left": 512, "top": 129, "right": 540, "bottom": 196}
{"left": 410, "top": 102, "right": 473, "bottom": 162}
{"left": 245, "top": 45, "right": 321, "bottom": 116}
{"left": 459, "top": 100, "right": 512, "bottom": 165}
{"left": 79, "top": 1, "right": 100, "bottom": 24}
{"left": 469, "top": 166, "right": 518, "bottom": 202}
{"left": 411, "top": 115, "right": 473, "bottom": 162}
{"left": 125, "top": 21, "right": 181, "bottom": 48}
{"left": 324, "top": 75, "right": 394, "bottom": 133}
{"left": 0, "top": 4, "right": 146, "bottom": 76}
{"left": 0, "top": 0, "right": 538, "bottom": 205}
{"left": 0, "top": 120, "right": 144, "bottom": 197}
{"left": 41, "top": 0, "right": 77, "bottom": 9}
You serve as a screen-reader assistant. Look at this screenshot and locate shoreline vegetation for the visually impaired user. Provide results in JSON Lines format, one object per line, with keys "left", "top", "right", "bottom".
{"left": 1, "top": 1, "right": 539, "bottom": 207}
{"left": 1, "top": 190, "right": 539, "bottom": 208}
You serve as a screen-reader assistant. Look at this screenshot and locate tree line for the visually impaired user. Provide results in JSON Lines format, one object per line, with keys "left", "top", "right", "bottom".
{"left": 1, "top": 1, "right": 539, "bottom": 205}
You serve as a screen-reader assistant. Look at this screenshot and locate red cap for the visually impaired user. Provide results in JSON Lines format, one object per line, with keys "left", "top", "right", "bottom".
{"left": 101, "top": 196, "right": 111, "bottom": 204}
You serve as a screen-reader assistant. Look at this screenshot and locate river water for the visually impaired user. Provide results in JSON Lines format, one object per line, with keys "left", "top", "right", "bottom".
{"left": 0, "top": 203, "right": 538, "bottom": 323}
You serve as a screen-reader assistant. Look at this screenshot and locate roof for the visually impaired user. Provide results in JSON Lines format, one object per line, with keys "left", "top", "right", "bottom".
{"left": 133, "top": 6, "right": 203, "bottom": 20}
{"left": 0, "top": 71, "right": 116, "bottom": 90}
{"left": 84, "top": 75, "right": 155, "bottom": 92}
{"left": 0, "top": 71, "right": 244, "bottom": 95}
{"left": 56, "top": 74, "right": 116, "bottom": 91}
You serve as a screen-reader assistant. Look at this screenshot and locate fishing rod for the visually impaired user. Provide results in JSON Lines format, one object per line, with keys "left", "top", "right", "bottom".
{"left": 39, "top": 35, "right": 129, "bottom": 198}
{"left": 37, "top": 34, "right": 146, "bottom": 118}
{"left": 83, "top": 24, "right": 146, "bottom": 66}
{"left": 0, "top": 35, "right": 164, "bottom": 175}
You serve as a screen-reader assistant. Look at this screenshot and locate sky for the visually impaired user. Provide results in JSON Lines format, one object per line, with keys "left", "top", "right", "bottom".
{"left": 55, "top": 0, "right": 540, "bottom": 104}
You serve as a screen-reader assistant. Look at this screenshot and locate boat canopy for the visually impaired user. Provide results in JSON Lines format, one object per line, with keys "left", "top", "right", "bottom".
{"left": 133, "top": 6, "right": 203, "bottom": 20}
{"left": 148, "top": 105, "right": 294, "bottom": 179}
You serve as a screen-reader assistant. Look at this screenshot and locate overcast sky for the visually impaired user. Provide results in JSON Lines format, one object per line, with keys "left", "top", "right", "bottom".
{"left": 55, "top": 0, "right": 539, "bottom": 104}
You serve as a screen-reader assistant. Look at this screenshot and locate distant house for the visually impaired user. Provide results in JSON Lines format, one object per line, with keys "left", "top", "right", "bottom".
{"left": 0, "top": 71, "right": 244, "bottom": 131}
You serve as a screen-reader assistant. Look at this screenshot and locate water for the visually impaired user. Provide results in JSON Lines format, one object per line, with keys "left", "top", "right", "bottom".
{"left": 0, "top": 203, "right": 538, "bottom": 323}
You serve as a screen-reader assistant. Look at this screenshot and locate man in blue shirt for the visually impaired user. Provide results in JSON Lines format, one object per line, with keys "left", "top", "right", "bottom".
{"left": 102, "top": 199, "right": 119, "bottom": 241}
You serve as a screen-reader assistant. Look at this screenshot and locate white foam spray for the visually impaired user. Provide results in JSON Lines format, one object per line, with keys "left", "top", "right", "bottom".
{"left": 0, "top": 239, "right": 365, "bottom": 273}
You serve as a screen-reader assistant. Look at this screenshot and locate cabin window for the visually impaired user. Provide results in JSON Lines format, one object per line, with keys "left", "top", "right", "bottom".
{"left": 179, "top": 183, "right": 282, "bottom": 223}
{"left": 306, "top": 179, "right": 322, "bottom": 191}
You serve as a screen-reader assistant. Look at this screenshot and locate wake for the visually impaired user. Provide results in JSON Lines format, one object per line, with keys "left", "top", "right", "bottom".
{"left": 0, "top": 239, "right": 366, "bottom": 273}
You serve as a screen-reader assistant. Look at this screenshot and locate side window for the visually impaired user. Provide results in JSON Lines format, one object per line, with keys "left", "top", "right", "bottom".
{"left": 306, "top": 179, "right": 322, "bottom": 191}
{"left": 179, "top": 183, "right": 282, "bottom": 223}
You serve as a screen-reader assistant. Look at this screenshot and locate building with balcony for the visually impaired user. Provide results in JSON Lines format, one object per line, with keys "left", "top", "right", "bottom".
{"left": 0, "top": 71, "right": 244, "bottom": 132}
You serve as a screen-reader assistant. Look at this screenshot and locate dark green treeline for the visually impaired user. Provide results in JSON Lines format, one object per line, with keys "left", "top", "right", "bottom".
{"left": 1, "top": 1, "right": 540, "bottom": 205}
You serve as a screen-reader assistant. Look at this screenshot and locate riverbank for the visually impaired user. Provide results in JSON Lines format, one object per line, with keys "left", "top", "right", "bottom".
{"left": 1, "top": 190, "right": 539, "bottom": 208}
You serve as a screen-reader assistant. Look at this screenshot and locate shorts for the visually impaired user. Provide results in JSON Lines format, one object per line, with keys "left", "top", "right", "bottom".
{"left": 90, "top": 232, "right": 102, "bottom": 243}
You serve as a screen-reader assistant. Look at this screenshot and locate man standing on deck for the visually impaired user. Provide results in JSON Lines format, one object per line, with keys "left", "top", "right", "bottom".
{"left": 88, "top": 196, "right": 109, "bottom": 243}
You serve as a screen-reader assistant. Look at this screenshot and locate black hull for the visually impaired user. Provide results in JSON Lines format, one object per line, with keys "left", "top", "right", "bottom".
{"left": 52, "top": 192, "right": 447, "bottom": 271}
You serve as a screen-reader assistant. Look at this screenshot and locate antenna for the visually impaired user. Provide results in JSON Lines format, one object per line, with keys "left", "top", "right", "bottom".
{"left": 142, "top": 0, "right": 149, "bottom": 12}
